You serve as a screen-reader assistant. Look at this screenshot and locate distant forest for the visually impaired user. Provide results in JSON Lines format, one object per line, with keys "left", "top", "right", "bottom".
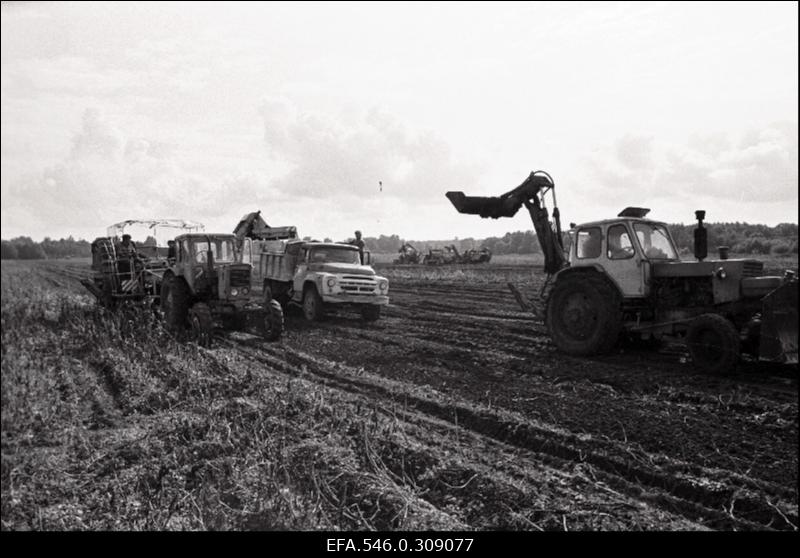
{"left": 1, "top": 222, "right": 797, "bottom": 260}
{"left": 366, "top": 222, "right": 799, "bottom": 257}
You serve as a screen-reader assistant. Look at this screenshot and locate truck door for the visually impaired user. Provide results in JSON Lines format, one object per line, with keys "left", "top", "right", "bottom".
{"left": 293, "top": 247, "right": 310, "bottom": 300}
{"left": 604, "top": 223, "right": 646, "bottom": 297}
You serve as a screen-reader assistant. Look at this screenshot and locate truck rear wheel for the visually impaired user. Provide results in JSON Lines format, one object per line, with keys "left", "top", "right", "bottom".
{"left": 303, "top": 285, "right": 324, "bottom": 321}
{"left": 361, "top": 305, "right": 381, "bottom": 322}
{"left": 546, "top": 273, "right": 622, "bottom": 355}
{"left": 686, "top": 314, "right": 740, "bottom": 374}
{"left": 264, "top": 299, "right": 284, "bottom": 341}
{"left": 263, "top": 281, "right": 273, "bottom": 305}
{"left": 188, "top": 302, "right": 213, "bottom": 348}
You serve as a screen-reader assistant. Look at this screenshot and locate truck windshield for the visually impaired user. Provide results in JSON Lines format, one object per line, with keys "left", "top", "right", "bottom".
{"left": 193, "top": 239, "right": 235, "bottom": 263}
{"left": 633, "top": 223, "right": 678, "bottom": 260}
{"left": 309, "top": 247, "right": 360, "bottom": 264}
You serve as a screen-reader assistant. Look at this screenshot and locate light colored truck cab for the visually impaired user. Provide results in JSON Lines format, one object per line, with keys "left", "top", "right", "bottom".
{"left": 257, "top": 240, "right": 389, "bottom": 322}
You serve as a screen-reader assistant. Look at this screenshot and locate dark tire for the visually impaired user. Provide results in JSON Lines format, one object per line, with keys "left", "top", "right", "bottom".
{"left": 545, "top": 272, "right": 622, "bottom": 355}
{"left": 686, "top": 314, "right": 740, "bottom": 374}
{"left": 303, "top": 284, "right": 324, "bottom": 321}
{"left": 188, "top": 302, "right": 213, "bottom": 348}
{"left": 263, "top": 281, "right": 273, "bottom": 306}
{"left": 361, "top": 305, "right": 381, "bottom": 322}
{"left": 263, "top": 300, "right": 284, "bottom": 341}
{"left": 161, "top": 276, "right": 190, "bottom": 332}
{"left": 101, "top": 276, "right": 116, "bottom": 310}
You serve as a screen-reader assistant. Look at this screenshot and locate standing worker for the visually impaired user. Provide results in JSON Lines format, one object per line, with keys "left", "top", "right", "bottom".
{"left": 351, "top": 230, "right": 366, "bottom": 264}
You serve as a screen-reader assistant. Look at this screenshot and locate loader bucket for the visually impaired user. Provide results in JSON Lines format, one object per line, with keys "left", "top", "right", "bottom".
{"left": 446, "top": 192, "right": 524, "bottom": 219}
{"left": 759, "top": 280, "right": 798, "bottom": 363}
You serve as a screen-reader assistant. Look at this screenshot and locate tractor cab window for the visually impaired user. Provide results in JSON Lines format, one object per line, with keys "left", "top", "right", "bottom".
{"left": 192, "top": 239, "right": 235, "bottom": 264}
{"left": 607, "top": 225, "right": 635, "bottom": 260}
{"left": 180, "top": 240, "right": 191, "bottom": 263}
{"left": 634, "top": 223, "right": 678, "bottom": 260}
{"left": 576, "top": 227, "right": 602, "bottom": 259}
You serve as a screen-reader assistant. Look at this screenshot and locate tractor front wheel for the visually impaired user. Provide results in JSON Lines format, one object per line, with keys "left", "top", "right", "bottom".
{"left": 686, "top": 314, "right": 740, "bottom": 374}
{"left": 188, "top": 302, "right": 213, "bottom": 348}
{"left": 546, "top": 273, "right": 622, "bottom": 355}
{"left": 161, "top": 276, "right": 189, "bottom": 333}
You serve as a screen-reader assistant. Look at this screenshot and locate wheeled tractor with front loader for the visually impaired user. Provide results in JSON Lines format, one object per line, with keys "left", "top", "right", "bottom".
{"left": 447, "top": 170, "right": 798, "bottom": 374}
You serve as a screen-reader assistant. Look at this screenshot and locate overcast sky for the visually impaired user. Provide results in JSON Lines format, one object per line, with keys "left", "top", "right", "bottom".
{"left": 2, "top": 1, "right": 797, "bottom": 243}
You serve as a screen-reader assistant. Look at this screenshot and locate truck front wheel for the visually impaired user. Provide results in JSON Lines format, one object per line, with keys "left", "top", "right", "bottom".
{"left": 686, "top": 314, "right": 740, "bottom": 374}
{"left": 303, "top": 285, "right": 324, "bottom": 321}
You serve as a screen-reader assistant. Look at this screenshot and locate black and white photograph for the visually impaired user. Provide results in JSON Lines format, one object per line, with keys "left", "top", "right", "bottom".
{"left": 1, "top": 1, "right": 797, "bottom": 536}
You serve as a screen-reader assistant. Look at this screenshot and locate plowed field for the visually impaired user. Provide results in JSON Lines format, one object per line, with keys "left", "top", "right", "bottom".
{"left": 2, "top": 259, "right": 797, "bottom": 531}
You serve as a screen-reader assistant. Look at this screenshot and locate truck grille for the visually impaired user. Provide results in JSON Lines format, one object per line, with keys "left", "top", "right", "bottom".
{"left": 742, "top": 261, "right": 764, "bottom": 278}
{"left": 230, "top": 268, "right": 251, "bottom": 287}
{"left": 339, "top": 275, "right": 376, "bottom": 294}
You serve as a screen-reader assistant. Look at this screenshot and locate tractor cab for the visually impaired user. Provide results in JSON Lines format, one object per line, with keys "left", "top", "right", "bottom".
{"left": 569, "top": 208, "right": 680, "bottom": 298}
{"left": 171, "top": 233, "right": 252, "bottom": 301}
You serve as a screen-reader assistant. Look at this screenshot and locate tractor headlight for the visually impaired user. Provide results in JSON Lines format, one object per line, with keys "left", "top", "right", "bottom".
{"left": 242, "top": 287, "right": 249, "bottom": 295}
{"left": 715, "top": 268, "right": 727, "bottom": 280}
{"left": 378, "top": 280, "right": 389, "bottom": 292}
{"left": 231, "top": 287, "right": 239, "bottom": 296}
{"left": 326, "top": 276, "right": 337, "bottom": 288}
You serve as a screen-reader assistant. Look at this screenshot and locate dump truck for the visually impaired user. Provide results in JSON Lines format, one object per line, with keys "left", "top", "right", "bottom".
{"left": 447, "top": 170, "right": 798, "bottom": 373}
{"left": 255, "top": 238, "right": 389, "bottom": 322}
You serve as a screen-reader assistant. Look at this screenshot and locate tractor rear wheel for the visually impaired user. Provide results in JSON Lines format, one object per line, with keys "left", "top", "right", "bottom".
{"left": 686, "top": 314, "right": 740, "bottom": 374}
{"left": 546, "top": 273, "right": 622, "bottom": 355}
{"left": 188, "top": 302, "right": 213, "bottom": 348}
{"left": 263, "top": 300, "right": 284, "bottom": 341}
{"left": 161, "top": 276, "right": 189, "bottom": 332}
{"left": 303, "top": 285, "right": 324, "bottom": 321}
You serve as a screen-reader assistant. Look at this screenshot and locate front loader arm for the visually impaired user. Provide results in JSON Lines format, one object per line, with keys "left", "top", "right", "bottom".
{"left": 445, "top": 170, "right": 567, "bottom": 274}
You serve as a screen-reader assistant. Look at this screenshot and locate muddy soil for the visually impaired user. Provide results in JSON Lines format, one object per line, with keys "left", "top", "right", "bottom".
{"left": 16, "top": 260, "right": 798, "bottom": 530}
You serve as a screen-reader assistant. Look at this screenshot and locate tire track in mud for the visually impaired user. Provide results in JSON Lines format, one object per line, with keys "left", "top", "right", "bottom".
{"left": 218, "top": 334, "right": 796, "bottom": 530}
{"left": 47, "top": 262, "right": 797, "bottom": 528}
{"left": 309, "top": 308, "right": 798, "bottom": 405}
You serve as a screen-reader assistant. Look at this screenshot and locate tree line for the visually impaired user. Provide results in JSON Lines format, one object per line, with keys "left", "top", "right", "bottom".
{"left": 363, "top": 222, "right": 798, "bottom": 256}
{"left": 2, "top": 223, "right": 797, "bottom": 260}
{"left": 1, "top": 236, "right": 92, "bottom": 260}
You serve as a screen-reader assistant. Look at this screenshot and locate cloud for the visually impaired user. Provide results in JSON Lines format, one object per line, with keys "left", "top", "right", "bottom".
{"left": 260, "top": 100, "right": 482, "bottom": 202}
{"left": 579, "top": 122, "right": 798, "bottom": 208}
{"left": 3, "top": 104, "right": 482, "bottom": 242}
{"left": 2, "top": 108, "right": 246, "bottom": 239}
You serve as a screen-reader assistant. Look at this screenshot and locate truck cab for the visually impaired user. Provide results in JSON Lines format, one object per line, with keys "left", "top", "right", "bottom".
{"left": 259, "top": 240, "right": 389, "bottom": 322}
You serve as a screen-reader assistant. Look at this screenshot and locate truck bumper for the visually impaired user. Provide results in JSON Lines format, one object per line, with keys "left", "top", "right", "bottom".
{"left": 321, "top": 294, "right": 389, "bottom": 306}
